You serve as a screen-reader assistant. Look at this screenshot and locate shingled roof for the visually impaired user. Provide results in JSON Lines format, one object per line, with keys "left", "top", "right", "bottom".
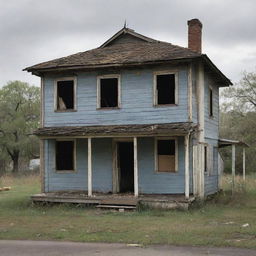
{"left": 24, "top": 27, "right": 232, "bottom": 86}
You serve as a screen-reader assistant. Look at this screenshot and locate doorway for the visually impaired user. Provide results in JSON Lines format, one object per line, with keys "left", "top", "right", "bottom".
{"left": 117, "top": 142, "right": 134, "bottom": 193}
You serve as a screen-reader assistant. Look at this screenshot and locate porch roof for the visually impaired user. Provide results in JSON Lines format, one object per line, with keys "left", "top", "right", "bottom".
{"left": 218, "top": 138, "right": 249, "bottom": 148}
{"left": 34, "top": 122, "right": 197, "bottom": 138}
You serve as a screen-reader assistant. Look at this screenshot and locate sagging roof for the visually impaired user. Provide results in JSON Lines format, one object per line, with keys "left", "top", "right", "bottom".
{"left": 34, "top": 122, "right": 198, "bottom": 138}
{"left": 24, "top": 27, "right": 232, "bottom": 86}
{"left": 218, "top": 138, "right": 249, "bottom": 148}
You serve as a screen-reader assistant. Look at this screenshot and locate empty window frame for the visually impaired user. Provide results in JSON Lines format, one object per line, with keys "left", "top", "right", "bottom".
{"left": 154, "top": 72, "right": 178, "bottom": 105}
{"left": 155, "top": 138, "right": 178, "bottom": 172}
{"left": 209, "top": 87, "right": 213, "bottom": 117}
{"left": 97, "top": 75, "right": 120, "bottom": 108}
{"left": 204, "top": 145, "right": 208, "bottom": 173}
{"left": 55, "top": 140, "right": 76, "bottom": 172}
{"left": 55, "top": 77, "right": 76, "bottom": 111}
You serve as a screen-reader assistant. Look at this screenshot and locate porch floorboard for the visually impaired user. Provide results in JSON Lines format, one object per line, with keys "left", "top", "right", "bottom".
{"left": 31, "top": 192, "right": 195, "bottom": 209}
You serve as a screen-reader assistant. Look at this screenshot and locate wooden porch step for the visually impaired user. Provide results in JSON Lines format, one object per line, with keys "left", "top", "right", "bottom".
{"left": 100, "top": 198, "right": 138, "bottom": 206}
{"left": 96, "top": 204, "right": 136, "bottom": 210}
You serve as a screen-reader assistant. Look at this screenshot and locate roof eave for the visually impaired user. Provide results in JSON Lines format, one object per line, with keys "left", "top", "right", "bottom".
{"left": 24, "top": 56, "right": 201, "bottom": 74}
{"left": 202, "top": 54, "right": 232, "bottom": 87}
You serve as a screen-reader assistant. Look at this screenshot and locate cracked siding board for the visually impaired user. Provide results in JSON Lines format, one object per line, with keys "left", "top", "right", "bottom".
{"left": 44, "top": 67, "right": 189, "bottom": 127}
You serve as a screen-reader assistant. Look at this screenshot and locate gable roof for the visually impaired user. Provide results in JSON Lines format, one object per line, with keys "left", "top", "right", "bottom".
{"left": 24, "top": 27, "right": 232, "bottom": 86}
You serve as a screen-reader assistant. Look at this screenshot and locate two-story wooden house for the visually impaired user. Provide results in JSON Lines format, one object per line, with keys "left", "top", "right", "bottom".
{"left": 25, "top": 19, "right": 232, "bottom": 208}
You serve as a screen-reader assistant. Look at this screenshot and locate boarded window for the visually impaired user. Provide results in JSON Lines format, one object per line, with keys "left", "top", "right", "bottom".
{"left": 156, "top": 74, "right": 176, "bottom": 105}
{"left": 157, "top": 139, "right": 176, "bottom": 172}
{"left": 56, "top": 141, "right": 74, "bottom": 171}
{"left": 100, "top": 78, "right": 118, "bottom": 108}
{"left": 57, "top": 80, "right": 74, "bottom": 110}
{"left": 209, "top": 88, "right": 213, "bottom": 116}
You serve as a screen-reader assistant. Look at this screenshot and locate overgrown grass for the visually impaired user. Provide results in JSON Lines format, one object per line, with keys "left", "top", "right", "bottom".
{"left": 0, "top": 174, "right": 256, "bottom": 248}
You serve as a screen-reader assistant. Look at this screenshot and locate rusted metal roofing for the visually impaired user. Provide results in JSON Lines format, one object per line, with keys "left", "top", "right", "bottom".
{"left": 34, "top": 122, "right": 198, "bottom": 138}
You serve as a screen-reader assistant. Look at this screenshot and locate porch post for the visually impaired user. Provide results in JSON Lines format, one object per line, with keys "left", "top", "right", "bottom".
{"left": 133, "top": 137, "right": 139, "bottom": 197}
{"left": 243, "top": 147, "right": 246, "bottom": 181}
{"left": 185, "top": 134, "right": 190, "bottom": 199}
{"left": 232, "top": 144, "right": 236, "bottom": 193}
{"left": 88, "top": 137, "right": 92, "bottom": 197}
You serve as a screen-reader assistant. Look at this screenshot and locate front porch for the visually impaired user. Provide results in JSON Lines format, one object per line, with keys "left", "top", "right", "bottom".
{"left": 31, "top": 191, "right": 195, "bottom": 210}
{"left": 35, "top": 122, "right": 199, "bottom": 206}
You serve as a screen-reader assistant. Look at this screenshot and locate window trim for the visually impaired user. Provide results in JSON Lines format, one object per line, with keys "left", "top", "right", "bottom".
{"left": 154, "top": 137, "right": 178, "bottom": 173}
{"left": 209, "top": 86, "right": 214, "bottom": 118}
{"left": 54, "top": 77, "right": 77, "bottom": 112}
{"left": 153, "top": 71, "right": 179, "bottom": 106}
{"left": 55, "top": 139, "right": 77, "bottom": 173}
{"left": 97, "top": 74, "right": 121, "bottom": 109}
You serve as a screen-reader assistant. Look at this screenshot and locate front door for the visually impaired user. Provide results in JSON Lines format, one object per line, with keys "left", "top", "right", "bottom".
{"left": 117, "top": 142, "right": 134, "bottom": 193}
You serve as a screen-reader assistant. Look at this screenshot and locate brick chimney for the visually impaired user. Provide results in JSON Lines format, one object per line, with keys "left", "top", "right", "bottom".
{"left": 187, "top": 19, "right": 202, "bottom": 53}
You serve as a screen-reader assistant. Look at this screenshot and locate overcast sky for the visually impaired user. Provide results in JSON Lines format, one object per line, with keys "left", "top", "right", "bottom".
{"left": 1, "top": 0, "right": 256, "bottom": 87}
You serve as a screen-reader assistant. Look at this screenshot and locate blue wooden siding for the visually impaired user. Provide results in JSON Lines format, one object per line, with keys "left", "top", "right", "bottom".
{"left": 44, "top": 139, "right": 88, "bottom": 192}
{"left": 204, "top": 138, "right": 219, "bottom": 195}
{"left": 138, "top": 137, "right": 188, "bottom": 194}
{"left": 204, "top": 73, "right": 219, "bottom": 140}
{"left": 192, "top": 65, "right": 198, "bottom": 123}
{"left": 44, "top": 138, "right": 113, "bottom": 193}
{"left": 43, "top": 66, "right": 189, "bottom": 127}
{"left": 44, "top": 137, "right": 190, "bottom": 194}
{"left": 92, "top": 138, "right": 113, "bottom": 192}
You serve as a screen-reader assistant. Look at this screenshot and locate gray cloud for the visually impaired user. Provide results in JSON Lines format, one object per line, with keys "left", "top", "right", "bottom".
{"left": 0, "top": 0, "right": 256, "bottom": 86}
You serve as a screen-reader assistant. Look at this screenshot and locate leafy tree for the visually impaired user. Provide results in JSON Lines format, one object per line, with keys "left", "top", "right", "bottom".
{"left": 220, "top": 71, "right": 256, "bottom": 173}
{"left": 0, "top": 81, "right": 40, "bottom": 173}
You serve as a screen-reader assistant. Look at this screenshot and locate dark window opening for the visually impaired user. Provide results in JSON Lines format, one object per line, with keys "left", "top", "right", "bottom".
{"left": 100, "top": 78, "right": 118, "bottom": 108}
{"left": 209, "top": 88, "right": 213, "bottom": 117}
{"left": 56, "top": 141, "right": 74, "bottom": 171}
{"left": 156, "top": 74, "right": 175, "bottom": 105}
{"left": 57, "top": 80, "right": 74, "bottom": 110}
{"left": 157, "top": 139, "right": 176, "bottom": 172}
{"left": 118, "top": 142, "right": 134, "bottom": 193}
{"left": 204, "top": 146, "right": 208, "bottom": 173}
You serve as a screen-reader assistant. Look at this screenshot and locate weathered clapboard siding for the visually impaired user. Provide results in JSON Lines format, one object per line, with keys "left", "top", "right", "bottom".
{"left": 204, "top": 73, "right": 219, "bottom": 140}
{"left": 92, "top": 138, "right": 113, "bottom": 192}
{"left": 191, "top": 64, "right": 198, "bottom": 123}
{"left": 44, "top": 137, "right": 192, "bottom": 194}
{"left": 44, "top": 139, "right": 88, "bottom": 192}
{"left": 138, "top": 137, "right": 190, "bottom": 194}
{"left": 204, "top": 138, "right": 219, "bottom": 195}
{"left": 43, "top": 66, "right": 189, "bottom": 127}
{"left": 44, "top": 138, "right": 113, "bottom": 193}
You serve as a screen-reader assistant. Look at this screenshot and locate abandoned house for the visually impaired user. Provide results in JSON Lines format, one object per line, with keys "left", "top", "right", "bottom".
{"left": 24, "top": 19, "right": 234, "bottom": 209}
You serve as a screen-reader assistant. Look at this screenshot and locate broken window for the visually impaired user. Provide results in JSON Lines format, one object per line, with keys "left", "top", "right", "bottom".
{"left": 156, "top": 74, "right": 176, "bottom": 105}
{"left": 209, "top": 88, "right": 213, "bottom": 117}
{"left": 56, "top": 140, "right": 75, "bottom": 171}
{"left": 56, "top": 80, "right": 75, "bottom": 110}
{"left": 157, "top": 139, "right": 176, "bottom": 172}
{"left": 99, "top": 77, "right": 119, "bottom": 108}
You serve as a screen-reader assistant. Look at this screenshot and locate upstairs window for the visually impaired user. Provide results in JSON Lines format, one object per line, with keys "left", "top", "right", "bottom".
{"left": 97, "top": 75, "right": 120, "bottom": 109}
{"left": 156, "top": 138, "right": 177, "bottom": 172}
{"left": 56, "top": 140, "right": 75, "bottom": 171}
{"left": 154, "top": 72, "right": 177, "bottom": 105}
{"left": 209, "top": 87, "right": 213, "bottom": 117}
{"left": 55, "top": 78, "right": 76, "bottom": 111}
